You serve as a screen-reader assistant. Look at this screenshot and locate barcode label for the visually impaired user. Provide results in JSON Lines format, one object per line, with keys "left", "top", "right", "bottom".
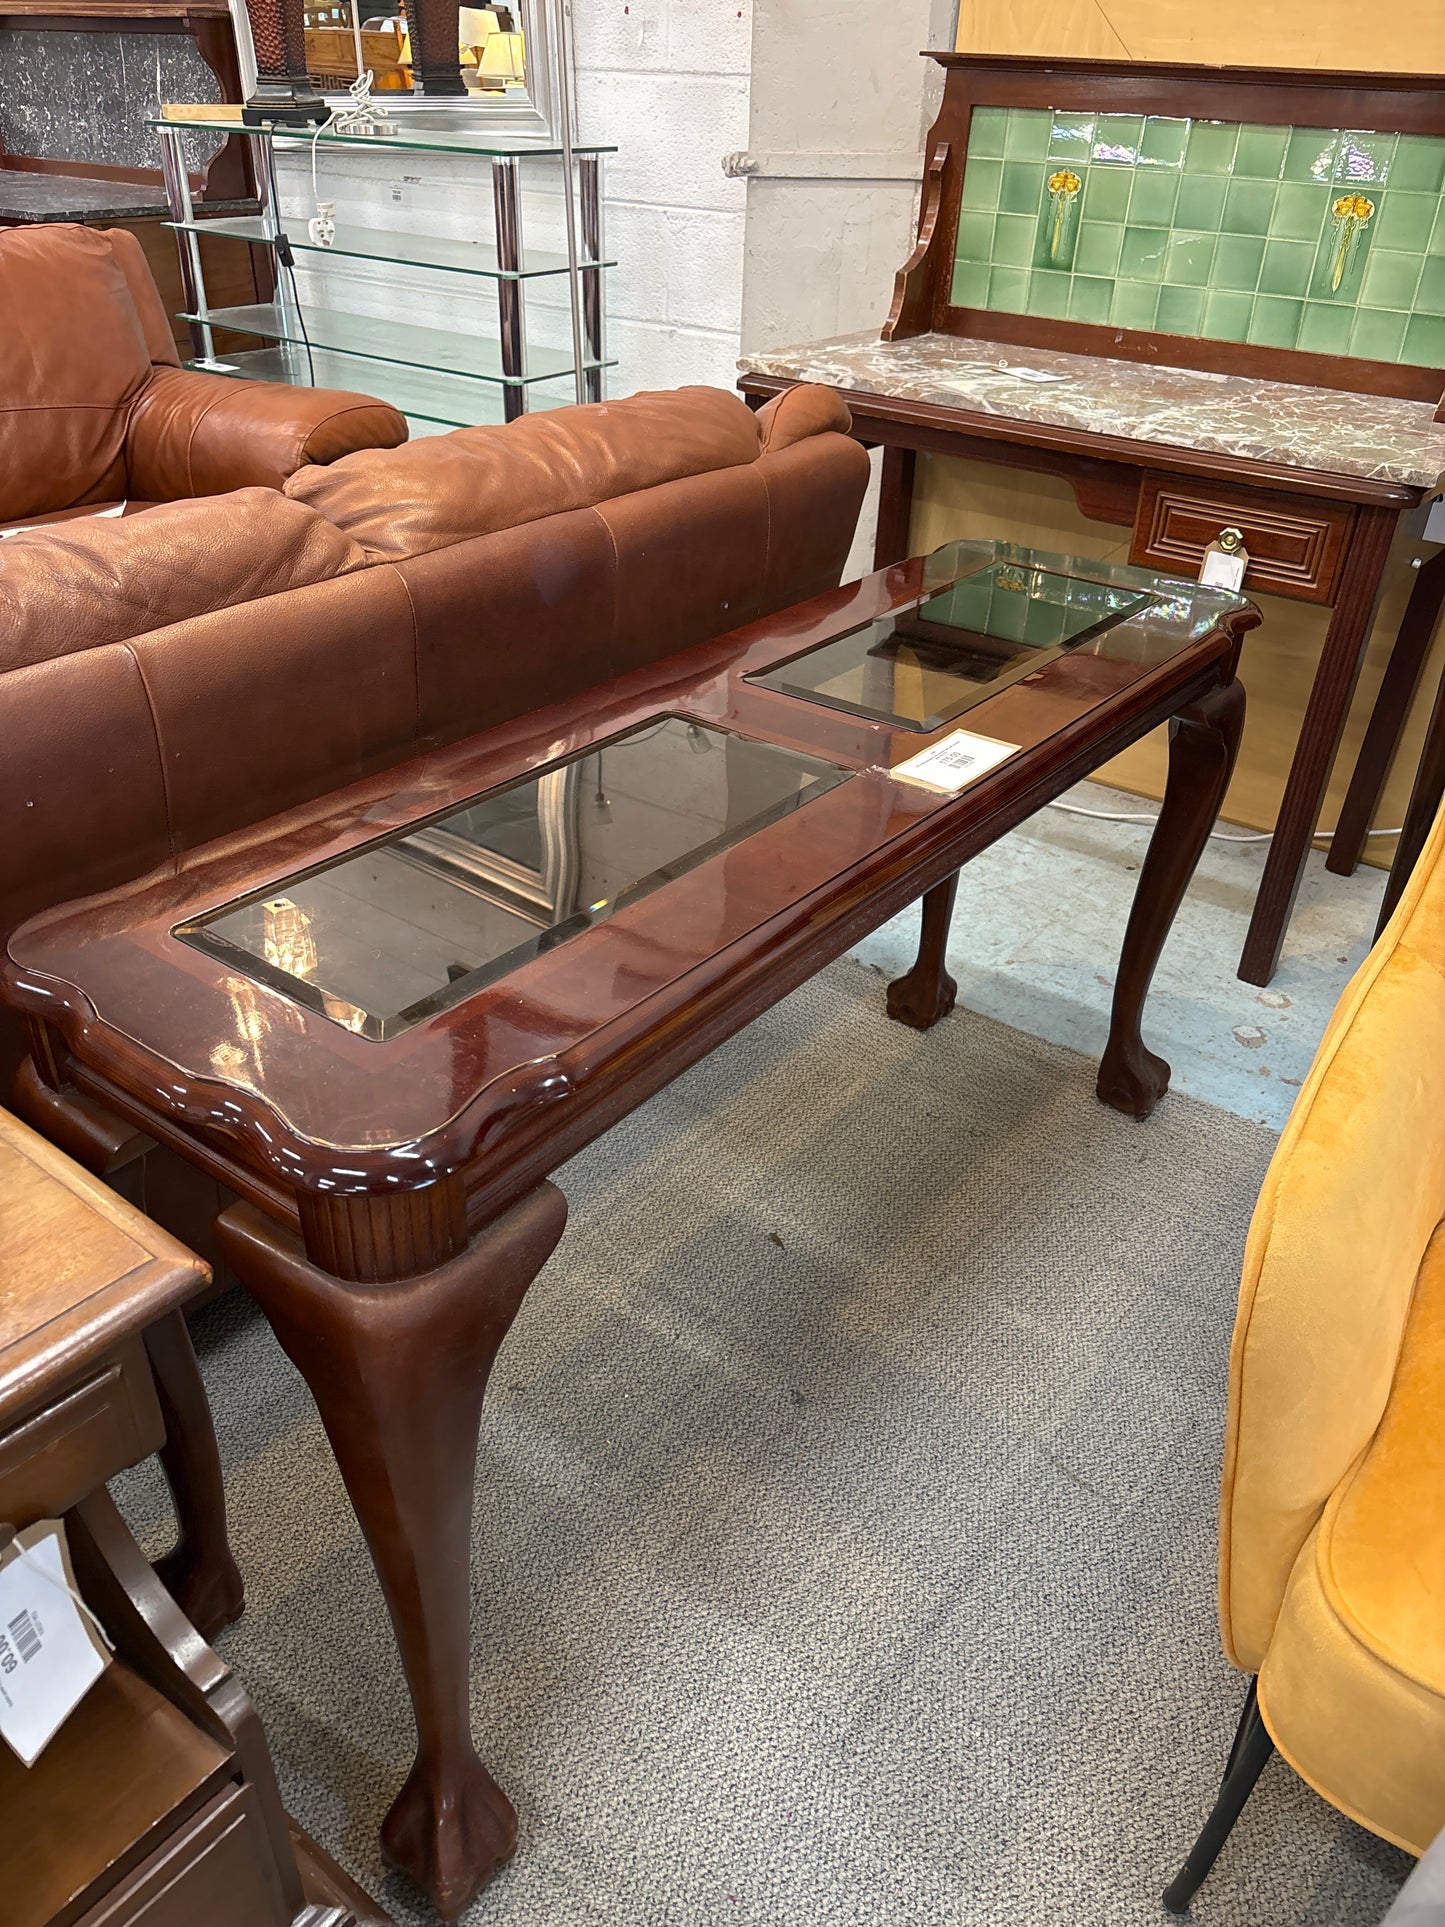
{"left": 890, "top": 730, "right": 1020, "bottom": 794}
{"left": 7, "top": 1611, "right": 39, "bottom": 1664}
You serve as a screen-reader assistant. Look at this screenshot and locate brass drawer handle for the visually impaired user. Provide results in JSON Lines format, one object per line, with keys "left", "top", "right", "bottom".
{"left": 1216, "top": 525, "right": 1246, "bottom": 554}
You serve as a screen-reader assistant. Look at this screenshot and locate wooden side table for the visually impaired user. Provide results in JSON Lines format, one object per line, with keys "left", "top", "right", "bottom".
{"left": 0, "top": 1107, "right": 388, "bottom": 1927}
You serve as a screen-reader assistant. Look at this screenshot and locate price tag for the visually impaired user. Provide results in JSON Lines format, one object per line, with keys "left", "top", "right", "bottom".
{"left": 890, "top": 729, "right": 1019, "bottom": 794}
{"left": 1199, "top": 529, "right": 1250, "bottom": 592}
{"left": 0, "top": 1521, "right": 112, "bottom": 1765}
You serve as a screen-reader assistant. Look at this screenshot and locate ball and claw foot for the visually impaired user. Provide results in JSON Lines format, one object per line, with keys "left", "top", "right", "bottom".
{"left": 885, "top": 964, "right": 958, "bottom": 1032}
{"left": 380, "top": 1752, "right": 518, "bottom": 1921}
{"left": 153, "top": 1545, "right": 246, "bottom": 1642}
{"left": 1096, "top": 1039, "right": 1171, "bottom": 1119}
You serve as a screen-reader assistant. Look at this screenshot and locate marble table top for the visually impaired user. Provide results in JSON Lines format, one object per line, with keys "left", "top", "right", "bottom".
{"left": 738, "top": 329, "right": 1445, "bottom": 492}
{"left": 0, "top": 173, "right": 170, "bottom": 223}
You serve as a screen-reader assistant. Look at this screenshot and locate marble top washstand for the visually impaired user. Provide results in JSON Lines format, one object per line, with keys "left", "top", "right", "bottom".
{"left": 739, "top": 329, "right": 1445, "bottom": 492}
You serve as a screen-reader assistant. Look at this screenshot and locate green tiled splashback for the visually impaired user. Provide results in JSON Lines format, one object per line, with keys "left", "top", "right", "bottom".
{"left": 950, "top": 106, "right": 1445, "bottom": 366}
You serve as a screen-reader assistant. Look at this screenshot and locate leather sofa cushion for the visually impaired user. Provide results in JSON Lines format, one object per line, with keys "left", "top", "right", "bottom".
{"left": 0, "top": 489, "right": 369, "bottom": 672}
{"left": 0, "top": 225, "right": 156, "bottom": 523}
{"left": 285, "top": 384, "right": 767, "bottom": 559}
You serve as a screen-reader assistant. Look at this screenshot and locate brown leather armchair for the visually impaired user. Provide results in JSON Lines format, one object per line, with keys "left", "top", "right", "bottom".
{"left": 0, "top": 223, "right": 407, "bottom": 531}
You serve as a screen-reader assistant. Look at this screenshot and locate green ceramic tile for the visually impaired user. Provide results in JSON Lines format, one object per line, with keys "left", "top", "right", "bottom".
{"left": 1350, "top": 307, "right": 1408, "bottom": 360}
{"left": 1404, "top": 312, "right": 1445, "bottom": 365}
{"left": 1270, "top": 182, "right": 1329, "bottom": 242}
{"left": 1109, "top": 280, "right": 1158, "bottom": 329}
{"left": 1000, "top": 161, "right": 1046, "bottom": 216}
{"left": 1129, "top": 169, "right": 1179, "bottom": 228}
{"left": 1068, "top": 275, "right": 1115, "bottom": 323}
{"left": 1120, "top": 226, "right": 1168, "bottom": 281}
{"left": 1074, "top": 222, "right": 1124, "bottom": 276}
{"left": 992, "top": 212, "right": 1036, "bottom": 267}
{"left": 1161, "top": 231, "right": 1216, "bottom": 286}
{"left": 1004, "top": 109, "right": 1052, "bottom": 159}
{"left": 1233, "top": 124, "right": 1289, "bottom": 181}
{"left": 968, "top": 106, "right": 1009, "bottom": 160}
{"left": 954, "top": 210, "right": 995, "bottom": 263}
{"left": 1247, "top": 294, "right": 1303, "bottom": 348}
{"left": 950, "top": 257, "right": 991, "bottom": 306}
{"left": 1176, "top": 175, "right": 1227, "bottom": 231}
{"left": 1030, "top": 268, "right": 1071, "bottom": 318}
{"left": 1259, "top": 239, "right": 1314, "bottom": 297}
{"left": 1048, "top": 114, "right": 1095, "bottom": 162}
{"left": 1139, "top": 117, "right": 1189, "bottom": 168}
{"left": 987, "top": 264, "right": 1031, "bottom": 312}
{"left": 1283, "top": 128, "right": 1339, "bottom": 184}
{"left": 1361, "top": 249, "right": 1424, "bottom": 311}
{"left": 1390, "top": 135, "right": 1445, "bottom": 197}
{"left": 1416, "top": 255, "right": 1445, "bottom": 315}
{"left": 1155, "top": 283, "right": 1205, "bottom": 335}
{"left": 961, "top": 158, "right": 1002, "bottom": 211}
{"left": 1375, "top": 192, "right": 1437, "bottom": 253}
{"left": 1214, "top": 233, "right": 1266, "bottom": 292}
{"left": 1335, "top": 131, "right": 1396, "bottom": 187}
{"left": 1082, "top": 167, "right": 1131, "bottom": 223}
{"left": 1298, "top": 302, "right": 1354, "bottom": 353}
{"left": 1185, "top": 120, "right": 1239, "bottom": 176}
{"left": 1221, "top": 179, "right": 1277, "bottom": 237}
{"left": 1203, "top": 288, "right": 1253, "bottom": 341}
{"left": 1429, "top": 206, "right": 1445, "bottom": 259}
{"left": 1094, "top": 113, "right": 1144, "bottom": 164}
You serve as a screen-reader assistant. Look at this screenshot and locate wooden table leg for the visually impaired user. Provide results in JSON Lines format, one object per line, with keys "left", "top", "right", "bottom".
{"left": 873, "top": 444, "right": 917, "bottom": 568}
{"left": 1239, "top": 504, "right": 1397, "bottom": 985}
{"left": 146, "top": 1310, "right": 246, "bottom": 1641}
{"left": 1328, "top": 546, "right": 1445, "bottom": 875}
{"left": 886, "top": 870, "right": 960, "bottom": 1029}
{"left": 1098, "top": 675, "right": 1246, "bottom": 1118}
{"left": 1376, "top": 656, "right": 1445, "bottom": 937}
{"left": 217, "top": 1179, "right": 568, "bottom": 1923}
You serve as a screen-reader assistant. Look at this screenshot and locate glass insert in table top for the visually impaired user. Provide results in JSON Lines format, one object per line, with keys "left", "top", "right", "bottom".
{"left": 747, "top": 562, "right": 1155, "bottom": 731}
{"left": 175, "top": 717, "right": 851, "bottom": 1040}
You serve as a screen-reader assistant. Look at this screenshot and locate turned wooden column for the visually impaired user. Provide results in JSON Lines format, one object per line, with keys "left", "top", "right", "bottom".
{"left": 241, "top": 0, "right": 327, "bottom": 123}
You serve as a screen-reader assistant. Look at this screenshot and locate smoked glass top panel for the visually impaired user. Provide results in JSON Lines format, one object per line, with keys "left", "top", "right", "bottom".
{"left": 175, "top": 717, "right": 850, "bottom": 1039}
{"left": 747, "top": 562, "right": 1154, "bottom": 731}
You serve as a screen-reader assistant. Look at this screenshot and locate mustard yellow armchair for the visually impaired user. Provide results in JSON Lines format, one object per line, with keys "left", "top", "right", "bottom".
{"left": 1165, "top": 804, "right": 1445, "bottom": 1911}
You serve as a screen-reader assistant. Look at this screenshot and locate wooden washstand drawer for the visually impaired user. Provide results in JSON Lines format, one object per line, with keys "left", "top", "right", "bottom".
{"left": 0, "top": 1334, "right": 162, "bottom": 1524}
{"left": 1131, "top": 473, "right": 1356, "bottom": 605}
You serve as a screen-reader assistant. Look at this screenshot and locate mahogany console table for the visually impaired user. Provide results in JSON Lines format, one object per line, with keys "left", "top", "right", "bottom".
{"left": 738, "top": 56, "right": 1445, "bottom": 984}
{"left": 3, "top": 542, "right": 1255, "bottom": 1917}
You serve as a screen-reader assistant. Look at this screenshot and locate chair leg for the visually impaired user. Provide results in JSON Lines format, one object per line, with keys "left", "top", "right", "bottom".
{"left": 1163, "top": 1678, "right": 1275, "bottom": 1915}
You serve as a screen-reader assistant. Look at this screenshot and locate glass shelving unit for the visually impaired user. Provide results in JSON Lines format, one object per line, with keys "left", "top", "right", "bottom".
{"left": 149, "top": 112, "right": 614, "bottom": 425}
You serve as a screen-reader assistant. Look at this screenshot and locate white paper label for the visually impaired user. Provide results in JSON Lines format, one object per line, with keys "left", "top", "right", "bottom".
{"left": 0, "top": 1523, "right": 111, "bottom": 1765}
{"left": 0, "top": 503, "right": 126, "bottom": 542}
{"left": 1199, "top": 546, "right": 1248, "bottom": 592}
{"left": 890, "top": 729, "right": 1020, "bottom": 794}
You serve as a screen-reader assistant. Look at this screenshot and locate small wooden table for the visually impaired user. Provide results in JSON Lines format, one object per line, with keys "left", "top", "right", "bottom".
{"left": 738, "top": 55, "right": 1445, "bottom": 985}
{"left": 2, "top": 543, "right": 1255, "bottom": 1918}
{"left": 0, "top": 1108, "right": 387, "bottom": 1927}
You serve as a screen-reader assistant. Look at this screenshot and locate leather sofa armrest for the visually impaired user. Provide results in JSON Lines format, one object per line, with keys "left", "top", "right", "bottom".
{"left": 754, "top": 383, "right": 853, "bottom": 454}
{"left": 125, "top": 365, "right": 408, "bottom": 501}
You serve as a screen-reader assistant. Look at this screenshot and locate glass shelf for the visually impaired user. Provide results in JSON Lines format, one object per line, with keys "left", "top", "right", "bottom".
{"left": 183, "top": 301, "right": 611, "bottom": 386}
{"left": 149, "top": 112, "right": 613, "bottom": 160}
{"left": 168, "top": 215, "right": 612, "bottom": 282}
{"left": 192, "top": 344, "right": 582, "bottom": 427}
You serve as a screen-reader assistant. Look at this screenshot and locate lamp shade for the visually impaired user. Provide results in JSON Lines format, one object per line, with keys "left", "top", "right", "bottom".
{"left": 477, "top": 28, "right": 524, "bottom": 83}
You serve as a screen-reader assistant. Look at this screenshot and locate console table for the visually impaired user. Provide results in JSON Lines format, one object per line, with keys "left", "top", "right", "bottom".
{"left": 3, "top": 540, "right": 1254, "bottom": 1917}
{"left": 738, "top": 56, "right": 1445, "bottom": 984}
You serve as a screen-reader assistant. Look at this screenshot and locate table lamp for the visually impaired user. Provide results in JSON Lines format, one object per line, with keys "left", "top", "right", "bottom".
{"left": 477, "top": 26, "right": 524, "bottom": 89}
{"left": 241, "top": 0, "right": 328, "bottom": 123}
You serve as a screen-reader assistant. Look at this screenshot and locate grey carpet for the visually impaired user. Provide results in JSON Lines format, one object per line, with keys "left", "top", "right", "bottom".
{"left": 115, "top": 957, "right": 1412, "bottom": 1926}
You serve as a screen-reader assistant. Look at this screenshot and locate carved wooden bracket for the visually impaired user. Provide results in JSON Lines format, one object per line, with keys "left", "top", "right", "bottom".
{"left": 882, "top": 139, "right": 949, "bottom": 345}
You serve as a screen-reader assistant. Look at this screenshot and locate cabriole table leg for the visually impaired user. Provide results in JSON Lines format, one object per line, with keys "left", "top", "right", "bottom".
{"left": 886, "top": 870, "right": 960, "bottom": 1029}
{"left": 1097, "top": 675, "right": 1246, "bottom": 1118}
{"left": 216, "top": 1179, "right": 569, "bottom": 1921}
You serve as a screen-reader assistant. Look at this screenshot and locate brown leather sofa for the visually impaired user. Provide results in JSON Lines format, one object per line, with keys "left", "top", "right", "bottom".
{"left": 0, "top": 223, "right": 407, "bottom": 531}
{"left": 0, "top": 379, "right": 869, "bottom": 1246}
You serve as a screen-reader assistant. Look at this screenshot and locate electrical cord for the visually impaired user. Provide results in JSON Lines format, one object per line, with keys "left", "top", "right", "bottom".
{"left": 1047, "top": 799, "right": 1402, "bottom": 846}
{"left": 261, "top": 136, "right": 316, "bottom": 386}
